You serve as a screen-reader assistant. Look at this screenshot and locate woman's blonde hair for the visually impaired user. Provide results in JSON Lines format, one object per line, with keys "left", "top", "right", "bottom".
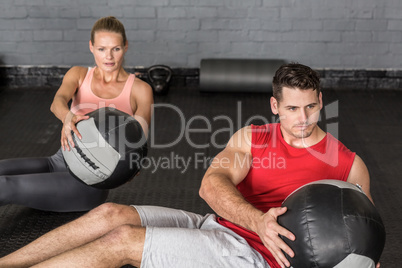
{"left": 90, "top": 16, "right": 127, "bottom": 45}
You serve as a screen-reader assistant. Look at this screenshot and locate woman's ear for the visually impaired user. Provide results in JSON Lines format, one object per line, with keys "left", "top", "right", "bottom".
{"left": 124, "top": 41, "right": 128, "bottom": 53}
{"left": 89, "top": 40, "right": 94, "bottom": 53}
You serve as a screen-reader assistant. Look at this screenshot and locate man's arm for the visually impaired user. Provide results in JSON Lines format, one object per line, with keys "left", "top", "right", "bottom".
{"left": 200, "top": 127, "right": 260, "bottom": 230}
{"left": 199, "top": 127, "right": 295, "bottom": 268}
{"left": 347, "top": 155, "right": 381, "bottom": 268}
{"left": 346, "top": 154, "right": 373, "bottom": 203}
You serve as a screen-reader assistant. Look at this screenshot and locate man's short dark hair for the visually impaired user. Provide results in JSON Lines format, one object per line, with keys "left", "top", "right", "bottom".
{"left": 272, "top": 63, "right": 321, "bottom": 102}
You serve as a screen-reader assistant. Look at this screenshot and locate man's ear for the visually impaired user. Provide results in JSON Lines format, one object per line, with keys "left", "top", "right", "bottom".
{"left": 270, "top": 96, "right": 279, "bottom": 115}
{"left": 319, "top": 92, "right": 323, "bottom": 110}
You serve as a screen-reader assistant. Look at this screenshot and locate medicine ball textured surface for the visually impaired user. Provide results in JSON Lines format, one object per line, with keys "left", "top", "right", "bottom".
{"left": 277, "top": 180, "right": 386, "bottom": 268}
{"left": 62, "top": 107, "right": 147, "bottom": 189}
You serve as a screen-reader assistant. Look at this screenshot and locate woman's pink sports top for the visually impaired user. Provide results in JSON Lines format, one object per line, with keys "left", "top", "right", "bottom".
{"left": 70, "top": 67, "right": 135, "bottom": 116}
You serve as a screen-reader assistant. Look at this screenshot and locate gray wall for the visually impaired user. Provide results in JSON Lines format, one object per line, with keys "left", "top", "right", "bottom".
{"left": 1, "top": 0, "right": 401, "bottom": 69}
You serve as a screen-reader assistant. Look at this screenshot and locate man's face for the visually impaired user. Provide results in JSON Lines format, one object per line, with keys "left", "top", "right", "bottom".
{"left": 271, "top": 87, "right": 322, "bottom": 141}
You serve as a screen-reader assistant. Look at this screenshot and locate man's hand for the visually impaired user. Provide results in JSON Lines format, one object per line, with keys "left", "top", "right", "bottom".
{"left": 256, "top": 207, "right": 295, "bottom": 268}
{"left": 61, "top": 112, "right": 89, "bottom": 151}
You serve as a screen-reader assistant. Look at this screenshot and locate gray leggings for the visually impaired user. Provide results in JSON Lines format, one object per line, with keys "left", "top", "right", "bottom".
{"left": 0, "top": 150, "right": 109, "bottom": 212}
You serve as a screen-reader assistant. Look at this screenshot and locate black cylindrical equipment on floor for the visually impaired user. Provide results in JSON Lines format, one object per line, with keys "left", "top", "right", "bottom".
{"left": 200, "top": 58, "right": 287, "bottom": 93}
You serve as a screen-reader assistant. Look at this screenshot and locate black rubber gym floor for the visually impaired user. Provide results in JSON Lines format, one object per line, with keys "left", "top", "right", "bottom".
{"left": 0, "top": 85, "right": 401, "bottom": 266}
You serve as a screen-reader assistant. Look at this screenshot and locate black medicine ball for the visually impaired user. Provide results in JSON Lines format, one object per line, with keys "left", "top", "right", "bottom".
{"left": 62, "top": 107, "right": 147, "bottom": 189}
{"left": 277, "top": 180, "right": 386, "bottom": 268}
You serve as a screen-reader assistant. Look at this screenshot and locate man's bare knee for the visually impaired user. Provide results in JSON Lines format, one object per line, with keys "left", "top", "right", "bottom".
{"left": 90, "top": 203, "right": 141, "bottom": 227}
{"left": 104, "top": 224, "right": 145, "bottom": 266}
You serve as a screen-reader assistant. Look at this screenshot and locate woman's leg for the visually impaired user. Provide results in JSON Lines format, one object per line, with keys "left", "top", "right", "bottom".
{"left": 0, "top": 171, "right": 109, "bottom": 212}
{"left": 0, "top": 157, "right": 51, "bottom": 175}
{"left": 0, "top": 150, "right": 109, "bottom": 212}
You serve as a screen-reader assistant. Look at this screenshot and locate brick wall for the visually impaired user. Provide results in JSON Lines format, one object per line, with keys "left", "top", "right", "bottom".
{"left": 0, "top": 0, "right": 402, "bottom": 69}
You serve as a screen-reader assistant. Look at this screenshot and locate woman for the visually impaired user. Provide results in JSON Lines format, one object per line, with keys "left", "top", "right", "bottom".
{"left": 0, "top": 16, "right": 153, "bottom": 212}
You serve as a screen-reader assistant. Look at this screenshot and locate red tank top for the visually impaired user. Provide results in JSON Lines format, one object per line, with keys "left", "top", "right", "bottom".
{"left": 70, "top": 67, "right": 135, "bottom": 116}
{"left": 218, "top": 123, "right": 356, "bottom": 267}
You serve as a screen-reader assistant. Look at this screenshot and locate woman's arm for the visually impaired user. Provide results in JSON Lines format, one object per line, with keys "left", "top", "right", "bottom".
{"left": 130, "top": 79, "right": 154, "bottom": 138}
{"left": 50, "top": 66, "right": 88, "bottom": 151}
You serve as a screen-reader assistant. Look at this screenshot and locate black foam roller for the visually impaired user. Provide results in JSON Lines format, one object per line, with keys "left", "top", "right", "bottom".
{"left": 200, "top": 58, "right": 287, "bottom": 92}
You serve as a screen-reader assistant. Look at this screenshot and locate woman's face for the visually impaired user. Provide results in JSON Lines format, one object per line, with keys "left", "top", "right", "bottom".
{"left": 89, "top": 31, "right": 128, "bottom": 72}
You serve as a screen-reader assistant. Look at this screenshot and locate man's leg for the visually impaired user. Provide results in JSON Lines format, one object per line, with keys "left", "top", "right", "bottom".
{"left": 32, "top": 225, "right": 145, "bottom": 268}
{"left": 0, "top": 203, "right": 141, "bottom": 268}
{"left": 135, "top": 206, "right": 269, "bottom": 268}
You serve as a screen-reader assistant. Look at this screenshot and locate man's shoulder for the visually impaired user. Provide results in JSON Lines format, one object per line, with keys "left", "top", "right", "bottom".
{"left": 326, "top": 132, "right": 354, "bottom": 154}
{"left": 249, "top": 123, "right": 278, "bottom": 133}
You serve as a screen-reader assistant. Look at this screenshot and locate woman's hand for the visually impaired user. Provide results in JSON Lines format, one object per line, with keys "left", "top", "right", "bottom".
{"left": 61, "top": 112, "right": 89, "bottom": 151}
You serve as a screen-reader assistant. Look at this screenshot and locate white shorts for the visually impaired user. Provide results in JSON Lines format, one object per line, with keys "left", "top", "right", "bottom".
{"left": 133, "top": 205, "right": 270, "bottom": 268}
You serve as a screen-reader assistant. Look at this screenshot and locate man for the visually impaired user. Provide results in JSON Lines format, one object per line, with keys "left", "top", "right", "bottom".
{"left": 0, "top": 63, "right": 374, "bottom": 268}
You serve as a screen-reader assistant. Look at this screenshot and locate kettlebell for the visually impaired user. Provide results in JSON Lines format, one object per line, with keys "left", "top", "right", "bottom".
{"left": 147, "top": 65, "right": 172, "bottom": 95}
